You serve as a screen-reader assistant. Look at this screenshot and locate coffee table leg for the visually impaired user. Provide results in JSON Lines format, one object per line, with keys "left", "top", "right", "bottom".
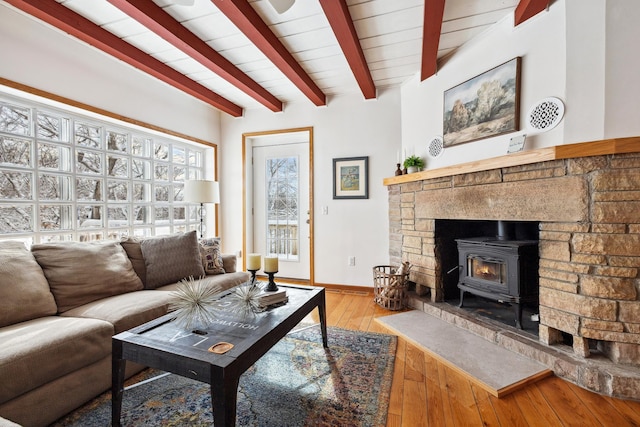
{"left": 111, "top": 341, "right": 126, "bottom": 427}
{"left": 210, "top": 368, "right": 239, "bottom": 427}
{"left": 318, "top": 291, "right": 328, "bottom": 348}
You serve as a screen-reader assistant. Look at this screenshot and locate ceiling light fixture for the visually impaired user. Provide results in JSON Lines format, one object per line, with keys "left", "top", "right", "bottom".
{"left": 268, "top": 0, "right": 295, "bottom": 14}
{"left": 171, "top": 0, "right": 195, "bottom": 6}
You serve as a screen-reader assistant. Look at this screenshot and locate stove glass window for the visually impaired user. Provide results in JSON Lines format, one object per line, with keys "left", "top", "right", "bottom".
{"left": 468, "top": 255, "right": 506, "bottom": 284}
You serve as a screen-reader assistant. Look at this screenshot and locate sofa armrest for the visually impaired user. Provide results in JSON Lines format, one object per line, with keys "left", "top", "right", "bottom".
{"left": 221, "top": 254, "right": 238, "bottom": 273}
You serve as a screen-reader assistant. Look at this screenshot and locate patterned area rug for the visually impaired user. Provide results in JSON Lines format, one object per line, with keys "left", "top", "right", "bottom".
{"left": 52, "top": 326, "right": 397, "bottom": 426}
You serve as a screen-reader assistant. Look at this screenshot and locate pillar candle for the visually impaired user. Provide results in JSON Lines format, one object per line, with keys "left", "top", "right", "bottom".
{"left": 264, "top": 256, "right": 279, "bottom": 273}
{"left": 247, "top": 253, "right": 261, "bottom": 270}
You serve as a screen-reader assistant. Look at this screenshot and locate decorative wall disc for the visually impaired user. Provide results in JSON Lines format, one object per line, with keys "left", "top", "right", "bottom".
{"left": 427, "top": 136, "right": 444, "bottom": 159}
{"left": 527, "top": 97, "right": 565, "bottom": 132}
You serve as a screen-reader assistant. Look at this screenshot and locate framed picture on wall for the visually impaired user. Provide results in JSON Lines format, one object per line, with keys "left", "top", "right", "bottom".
{"left": 443, "top": 57, "right": 521, "bottom": 147}
{"left": 333, "top": 156, "right": 368, "bottom": 199}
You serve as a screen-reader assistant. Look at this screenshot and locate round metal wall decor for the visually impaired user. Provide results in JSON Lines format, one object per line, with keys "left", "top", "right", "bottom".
{"left": 427, "top": 135, "right": 444, "bottom": 159}
{"left": 527, "top": 97, "right": 565, "bottom": 132}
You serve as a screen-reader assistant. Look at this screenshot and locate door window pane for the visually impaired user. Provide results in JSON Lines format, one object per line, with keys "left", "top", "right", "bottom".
{"left": 265, "top": 156, "right": 299, "bottom": 261}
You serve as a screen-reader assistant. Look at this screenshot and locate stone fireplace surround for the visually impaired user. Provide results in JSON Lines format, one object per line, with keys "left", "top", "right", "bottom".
{"left": 384, "top": 137, "right": 640, "bottom": 400}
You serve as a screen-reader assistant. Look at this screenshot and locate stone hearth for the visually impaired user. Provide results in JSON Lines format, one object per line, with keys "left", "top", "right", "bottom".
{"left": 384, "top": 138, "right": 640, "bottom": 400}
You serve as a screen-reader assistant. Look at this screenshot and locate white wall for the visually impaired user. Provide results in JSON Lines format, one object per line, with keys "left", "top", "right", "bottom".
{"left": 221, "top": 89, "right": 401, "bottom": 287}
{"left": 604, "top": 0, "right": 640, "bottom": 138}
{"left": 401, "top": 1, "right": 567, "bottom": 169}
{"left": 401, "top": 0, "right": 640, "bottom": 169}
{"left": 0, "top": 4, "right": 222, "bottom": 144}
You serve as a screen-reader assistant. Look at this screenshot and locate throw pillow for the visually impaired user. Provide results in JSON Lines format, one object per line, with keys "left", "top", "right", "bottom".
{"left": 0, "top": 240, "right": 58, "bottom": 327}
{"left": 31, "top": 241, "right": 143, "bottom": 313}
{"left": 199, "top": 237, "right": 225, "bottom": 275}
{"left": 140, "top": 230, "right": 205, "bottom": 289}
{"left": 120, "top": 236, "right": 147, "bottom": 287}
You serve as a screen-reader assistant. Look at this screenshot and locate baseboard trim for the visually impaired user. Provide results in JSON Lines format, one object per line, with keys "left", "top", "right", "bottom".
{"left": 315, "top": 283, "right": 372, "bottom": 295}
{"left": 254, "top": 276, "right": 372, "bottom": 295}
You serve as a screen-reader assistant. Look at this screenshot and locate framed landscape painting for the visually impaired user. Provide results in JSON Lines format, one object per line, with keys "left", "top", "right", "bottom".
{"left": 333, "top": 156, "right": 368, "bottom": 199}
{"left": 443, "top": 57, "right": 521, "bottom": 147}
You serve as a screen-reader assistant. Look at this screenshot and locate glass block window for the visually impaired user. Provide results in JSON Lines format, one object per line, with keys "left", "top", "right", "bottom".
{"left": 0, "top": 94, "right": 210, "bottom": 243}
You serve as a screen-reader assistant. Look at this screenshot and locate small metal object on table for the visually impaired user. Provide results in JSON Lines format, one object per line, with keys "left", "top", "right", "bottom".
{"left": 111, "top": 284, "right": 327, "bottom": 427}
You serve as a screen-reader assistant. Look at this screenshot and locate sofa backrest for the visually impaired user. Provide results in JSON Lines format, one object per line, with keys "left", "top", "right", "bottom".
{"left": 31, "top": 241, "right": 143, "bottom": 313}
{"left": 0, "top": 241, "right": 57, "bottom": 327}
{"left": 120, "top": 230, "right": 206, "bottom": 289}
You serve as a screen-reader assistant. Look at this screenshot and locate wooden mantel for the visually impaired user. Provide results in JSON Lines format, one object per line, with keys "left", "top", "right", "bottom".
{"left": 383, "top": 137, "right": 640, "bottom": 186}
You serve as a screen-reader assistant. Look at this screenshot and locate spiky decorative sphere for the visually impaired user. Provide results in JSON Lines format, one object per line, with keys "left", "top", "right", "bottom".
{"left": 169, "top": 276, "right": 222, "bottom": 330}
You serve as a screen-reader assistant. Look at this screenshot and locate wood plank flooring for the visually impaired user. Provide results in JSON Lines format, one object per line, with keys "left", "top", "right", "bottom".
{"left": 312, "top": 289, "right": 640, "bottom": 427}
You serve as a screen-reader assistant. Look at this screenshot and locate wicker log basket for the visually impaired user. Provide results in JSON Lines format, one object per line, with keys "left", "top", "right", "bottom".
{"left": 373, "top": 262, "right": 411, "bottom": 311}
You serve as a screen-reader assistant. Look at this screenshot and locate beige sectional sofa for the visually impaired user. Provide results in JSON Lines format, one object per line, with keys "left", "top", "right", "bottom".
{"left": 0, "top": 231, "right": 250, "bottom": 427}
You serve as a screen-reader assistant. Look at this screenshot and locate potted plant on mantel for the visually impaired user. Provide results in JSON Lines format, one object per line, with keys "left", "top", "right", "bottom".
{"left": 403, "top": 155, "right": 425, "bottom": 174}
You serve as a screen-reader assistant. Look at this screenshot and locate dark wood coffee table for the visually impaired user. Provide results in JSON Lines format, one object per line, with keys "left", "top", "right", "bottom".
{"left": 111, "top": 283, "right": 327, "bottom": 427}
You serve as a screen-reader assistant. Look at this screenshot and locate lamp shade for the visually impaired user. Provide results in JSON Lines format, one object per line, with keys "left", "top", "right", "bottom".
{"left": 184, "top": 180, "right": 220, "bottom": 204}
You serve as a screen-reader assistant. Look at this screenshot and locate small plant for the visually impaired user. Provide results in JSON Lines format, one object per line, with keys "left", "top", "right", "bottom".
{"left": 403, "top": 155, "right": 424, "bottom": 170}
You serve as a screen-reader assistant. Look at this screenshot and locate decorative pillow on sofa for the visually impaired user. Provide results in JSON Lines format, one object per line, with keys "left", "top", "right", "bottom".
{"left": 140, "top": 230, "right": 205, "bottom": 289}
{"left": 120, "top": 236, "right": 147, "bottom": 286}
{"left": 31, "top": 241, "right": 143, "bottom": 313}
{"left": 0, "top": 241, "right": 58, "bottom": 327}
{"left": 199, "top": 238, "right": 225, "bottom": 275}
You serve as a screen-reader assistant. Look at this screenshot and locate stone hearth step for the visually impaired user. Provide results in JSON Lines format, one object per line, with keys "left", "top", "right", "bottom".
{"left": 375, "top": 310, "right": 553, "bottom": 398}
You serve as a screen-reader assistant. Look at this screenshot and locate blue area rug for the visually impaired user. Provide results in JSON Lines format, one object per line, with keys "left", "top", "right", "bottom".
{"left": 52, "top": 326, "right": 397, "bottom": 426}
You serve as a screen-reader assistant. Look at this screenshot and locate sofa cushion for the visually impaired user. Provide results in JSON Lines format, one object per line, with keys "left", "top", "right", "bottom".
{"left": 199, "top": 238, "right": 225, "bottom": 275}
{"left": 120, "top": 236, "right": 147, "bottom": 286}
{"left": 61, "top": 290, "right": 173, "bottom": 334}
{"left": 0, "top": 241, "right": 57, "bottom": 328}
{"left": 0, "top": 316, "right": 113, "bottom": 405}
{"left": 31, "top": 241, "right": 143, "bottom": 313}
{"left": 140, "top": 231, "right": 205, "bottom": 289}
{"left": 221, "top": 253, "right": 238, "bottom": 273}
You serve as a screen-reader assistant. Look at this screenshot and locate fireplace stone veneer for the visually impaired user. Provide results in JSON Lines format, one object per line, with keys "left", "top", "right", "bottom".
{"left": 385, "top": 139, "right": 640, "bottom": 400}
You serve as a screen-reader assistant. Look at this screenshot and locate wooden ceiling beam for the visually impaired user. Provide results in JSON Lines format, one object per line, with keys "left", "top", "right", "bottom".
{"left": 4, "top": 0, "right": 243, "bottom": 116}
{"left": 319, "top": 0, "right": 376, "bottom": 100}
{"left": 108, "top": 0, "right": 282, "bottom": 112}
{"left": 421, "top": 0, "right": 446, "bottom": 81}
{"left": 514, "top": 0, "right": 551, "bottom": 26}
{"left": 211, "top": 0, "right": 326, "bottom": 107}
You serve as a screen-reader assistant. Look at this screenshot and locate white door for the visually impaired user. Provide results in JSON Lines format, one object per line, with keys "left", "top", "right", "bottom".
{"left": 252, "top": 141, "right": 310, "bottom": 280}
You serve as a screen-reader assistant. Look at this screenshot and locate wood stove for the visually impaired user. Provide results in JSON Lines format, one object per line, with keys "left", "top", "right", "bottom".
{"left": 456, "top": 236, "right": 538, "bottom": 329}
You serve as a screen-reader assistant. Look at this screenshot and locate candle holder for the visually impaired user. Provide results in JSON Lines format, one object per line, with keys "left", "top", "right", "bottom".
{"left": 265, "top": 271, "right": 278, "bottom": 292}
{"left": 248, "top": 269, "right": 258, "bottom": 285}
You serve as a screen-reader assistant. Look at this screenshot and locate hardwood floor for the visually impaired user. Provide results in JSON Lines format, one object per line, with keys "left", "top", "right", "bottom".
{"left": 314, "top": 289, "right": 640, "bottom": 427}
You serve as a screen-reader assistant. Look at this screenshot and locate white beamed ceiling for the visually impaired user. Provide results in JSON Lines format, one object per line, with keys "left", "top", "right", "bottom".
{"left": 8, "top": 0, "right": 527, "bottom": 114}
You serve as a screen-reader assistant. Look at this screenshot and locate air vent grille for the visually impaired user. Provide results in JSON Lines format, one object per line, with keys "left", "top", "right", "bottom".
{"left": 527, "top": 97, "right": 564, "bottom": 132}
{"left": 427, "top": 136, "right": 444, "bottom": 159}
